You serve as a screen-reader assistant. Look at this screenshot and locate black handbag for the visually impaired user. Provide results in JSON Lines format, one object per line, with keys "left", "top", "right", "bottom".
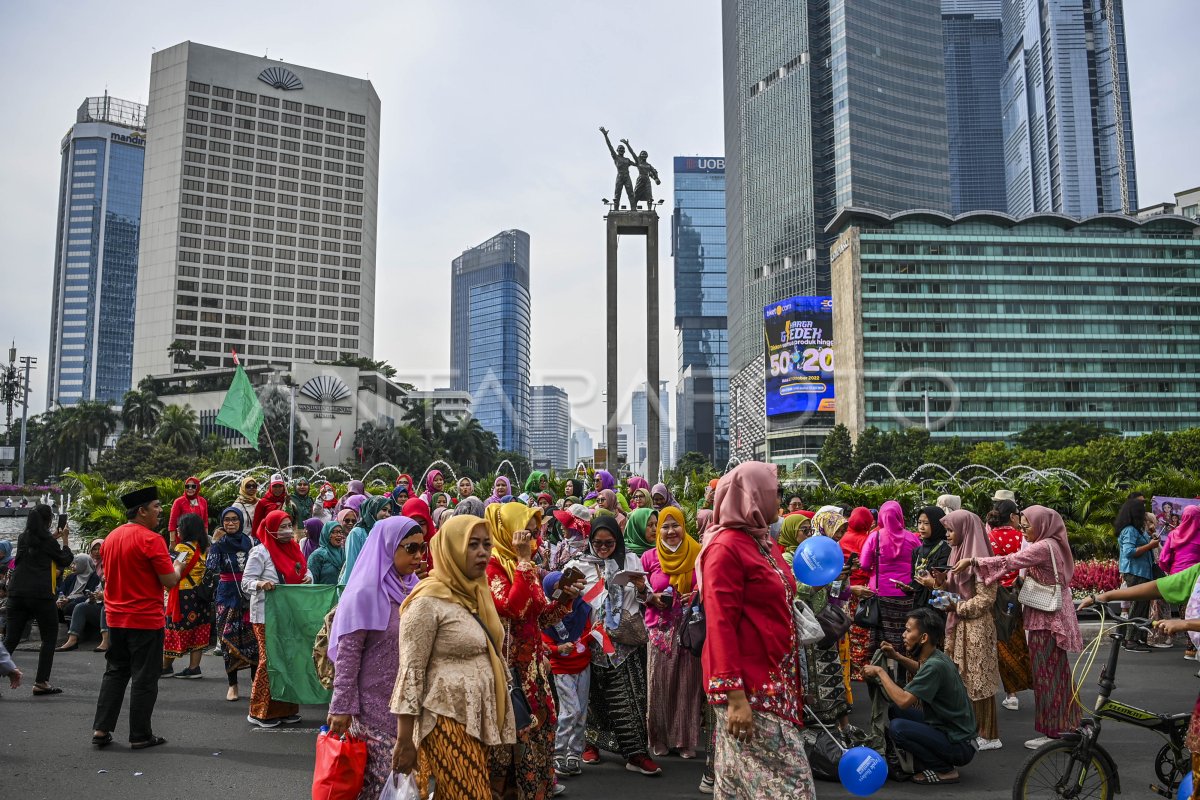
{"left": 678, "top": 590, "right": 706, "bottom": 657}
{"left": 472, "top": 614, "right": 533, "bottom": 732}
{"left": 816, "top": 602, "right": 852, "bottom": 649}
{"left": 992, "top": 582, "right": 1022, "bottom": 641}
{"left": 853, "top": 540, "right": 882, "bottom": 629}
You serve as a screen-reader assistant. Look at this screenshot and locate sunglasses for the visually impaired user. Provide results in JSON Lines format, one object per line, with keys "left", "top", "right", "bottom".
{"left": 186, "top": 484, "right": 199, "bottom": 489}
{"left": 592, "top": 540, "right": 617, "bottom": 549}
{"left": 400, "top": 541, "right": 427, "bottom": 555}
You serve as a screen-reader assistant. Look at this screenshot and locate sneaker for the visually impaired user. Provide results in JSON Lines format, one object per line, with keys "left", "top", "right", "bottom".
{"left": 1123, "top": 642, "right": 1151, "bottom": 653}
{"left": 976, "top": 737, "right": 1003, "bottom": 751}
{"left": 581, "top": 745, "right": 600, "bottom": 764}
{"left": 247, "top": 715, "right": 281, "bottom": 729}
{"left": 159, "top": 667, "right": 175, "bottom": 678}
{"left": 209, "top": 646, "right": 225, "bottom": 657}
{"left": 553, "top": 756, "right": 570, "bottom": 777}
{"left": 1151, "top": 642, "right": 1174, "bottom": 649}
{"left": 1001, "top": 695, "right": 1019, "bottom": 711}
{"left": 174, "top": 667, "right": 202, "bottom": 679}
{"left": 625, "top": 754, "right": 662, "bottom": 776}
{"left": 699, "top": 775, "right": 715, "bottom": 794}
{"left": 564, "top": 757, "right": 582, "bottom": 776}
{"left": 1024, "top": 736, "right": 1054, "bottom": 750}
{"left": 281, "top": 714, "right": 303, "bottom": 724}
{"left": 550, "top": 784, "right": 566, "bottom": 796}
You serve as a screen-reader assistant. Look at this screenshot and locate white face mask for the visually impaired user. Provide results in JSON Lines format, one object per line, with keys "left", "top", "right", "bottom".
{"left": 323, "top": 491, "right": 335, "bottom": 501}
{"left": 662, "top": 538, "right": 682, "bottom": 553}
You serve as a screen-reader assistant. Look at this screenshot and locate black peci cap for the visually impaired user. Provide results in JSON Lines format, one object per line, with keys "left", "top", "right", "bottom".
{"left": 119, "top": 487, "right": 159, "bottom": 511}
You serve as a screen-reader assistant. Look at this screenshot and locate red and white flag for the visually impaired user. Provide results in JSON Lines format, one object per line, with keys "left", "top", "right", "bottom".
{"left": 231, "top": 347, "right": 240, "bottom": 366}
{"left": 588, "top": 625, "right": 616, "bottom": 655}
{"left": 581, "top": 579, "right": 606, "bottom": 605}
{"left": 313, "top": 438, "right": 321, "bottom": 463}
{"left": 332, "top": 430, "right": 343, "bottom": 450}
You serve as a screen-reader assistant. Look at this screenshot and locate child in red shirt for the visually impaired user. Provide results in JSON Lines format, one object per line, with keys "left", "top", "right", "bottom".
{"left": 541, "top": 571, "right": 596, "bottom": 777}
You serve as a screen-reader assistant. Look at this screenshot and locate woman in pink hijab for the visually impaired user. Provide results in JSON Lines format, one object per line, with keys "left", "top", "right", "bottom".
{"left": 859, "top": 500, "right": 921, "bottom": 653}
{"left": 958, "top": 505, "right": 1081, "bottom": 751}
{"left": 1160, "top": 505, "right": 1200, "bottom": 575}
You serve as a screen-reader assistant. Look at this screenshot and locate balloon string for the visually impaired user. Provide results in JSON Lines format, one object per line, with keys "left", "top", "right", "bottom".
{"left": 804, "top": 707, "right": 850, "bottom": 754}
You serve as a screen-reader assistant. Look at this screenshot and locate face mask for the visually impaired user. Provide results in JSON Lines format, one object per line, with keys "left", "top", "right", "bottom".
{"left": 663, "top": 539, "right": 683, "bottom": 553}
{"left": 323, "top": 491, "right": 334, "bottom": 501}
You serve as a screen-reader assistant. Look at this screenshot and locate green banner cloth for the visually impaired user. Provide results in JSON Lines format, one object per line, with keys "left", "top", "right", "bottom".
{"left": 264, "top": 584, "right": 337, "bottom": 705}
{"left": 214, "top": 364, "right": 264, "bottom": 445}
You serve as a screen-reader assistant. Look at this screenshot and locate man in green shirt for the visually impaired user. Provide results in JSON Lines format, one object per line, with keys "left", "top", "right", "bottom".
{"left": 862, "top": 607, "right": 977, "bottom": 785}
{"left": 1080, "top": 562, "right": 1200, "bottom": 631}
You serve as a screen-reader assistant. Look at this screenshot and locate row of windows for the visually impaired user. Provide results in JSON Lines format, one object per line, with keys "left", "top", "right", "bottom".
{"left": 862, "top": 319, "right": 1200, "bottom": 335}
{"left": 183, "top": 122, "right": 366, "bottom": 163}
{"left": 176, "top": 305, "right": 357, "bottom": 322}
{"left": 181, "top": 188, "right": 363, "bottom": 218}
{"left": 186, "top": 81, "right": 365, "bottom": 125}
{"left": 861, "top": 241, "right": 1200, "bottom": 260}
{"left": 178, "top": 233, "right": 361, "bottom": 253}
{"left": 182, "top": 140, "right": 365, "bottom": 177}
{"left": 177, "top": 293, "right": 359, "bottom": 310}
{"left": 179, "top": 205, "right": 362, "bottom": 230}
{"left": 864, "top": 399, "right": 1200, "bottom": 417}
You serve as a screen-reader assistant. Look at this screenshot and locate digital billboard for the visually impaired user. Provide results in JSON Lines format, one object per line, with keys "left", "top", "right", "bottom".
{"left": 763, "top": 296, "right": 834, "bottom": 417}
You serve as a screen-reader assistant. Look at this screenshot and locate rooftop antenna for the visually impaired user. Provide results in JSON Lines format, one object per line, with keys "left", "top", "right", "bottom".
{"left": 265, "top": 48, "right": 269, "bottom": 58}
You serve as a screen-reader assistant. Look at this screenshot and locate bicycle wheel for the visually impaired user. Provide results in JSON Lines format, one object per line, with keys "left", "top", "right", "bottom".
{"left": 1013, "top": 740, "right": 1115, "bottom": 800}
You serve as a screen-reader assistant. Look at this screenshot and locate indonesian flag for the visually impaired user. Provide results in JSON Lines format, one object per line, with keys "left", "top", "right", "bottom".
{"left": 588, "top": 624, "right": 616, "bottom": 655}
{"left": 582, "top": 578, "right": 606, "bottom": 605}
{"left": 231, "top": 347, "right": 240, "bottom": 366}
{"left": 314, "top": 438, "right": 320, "bottom": 463}
{"left": 332, "top": 430, "right": 343, "bottom": 450}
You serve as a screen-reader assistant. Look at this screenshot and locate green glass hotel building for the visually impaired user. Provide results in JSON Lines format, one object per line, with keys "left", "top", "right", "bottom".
{"left": 829, "top": 208, "right": 1200, "bottom": 439}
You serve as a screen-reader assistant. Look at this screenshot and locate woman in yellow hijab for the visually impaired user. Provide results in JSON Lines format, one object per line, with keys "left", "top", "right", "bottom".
{"left": 483, "top": 501, "right": 580, "bottom": 798}
{"left": 641, "top": 504, "right": 705, "bottom": 759}
{"left": 392, "top": 515, "right": 513, "bottom": 799}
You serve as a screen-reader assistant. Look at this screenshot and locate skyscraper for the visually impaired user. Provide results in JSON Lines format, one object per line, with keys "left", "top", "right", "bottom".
{"left": 47, "top": 95, "right": 147, "bottom": 407}
{"left": 723, "top": 0, "right": 949, "bottom": 461}
{"left": 529, "top": 385, "right": 570, "bottom": 471}
{"left": 132, "top": 42, "right": 380, "bottom": 380}
{"left": 632, "top": 381, "right": 671, "bottom": 473}
{"left": 450, "top": 230, "right": 531, "bottom": 456}
{"left": 1002, "top": 0, "right": 1137, "bottom": 216}
{"left": 943, "top": 1, "right": 1007, "bottom": 213}
{"left": 672, "top": 156, "right": 728, "bottom": 466}
{"left": 569, "top": 428, "right": 594, "bottom": 469}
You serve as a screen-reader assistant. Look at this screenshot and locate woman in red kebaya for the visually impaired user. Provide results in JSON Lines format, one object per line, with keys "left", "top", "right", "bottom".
{"left": 700, "top": 462, "right": 815, "bottom": 799}
{"left": 986, "top": 497, "right": 1032, "bottom": 711}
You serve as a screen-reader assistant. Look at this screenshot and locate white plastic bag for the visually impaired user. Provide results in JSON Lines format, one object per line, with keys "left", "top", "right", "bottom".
{"left": 793, "top": 599, "right": 824, "bottom": 646}
{"left": 378, "top": 772, "right": 420, "bottom": 800}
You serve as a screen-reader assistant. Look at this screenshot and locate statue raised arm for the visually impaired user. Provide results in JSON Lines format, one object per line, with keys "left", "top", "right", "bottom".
{"left": 600, "top": 126, "right": 635, "bottom": 210}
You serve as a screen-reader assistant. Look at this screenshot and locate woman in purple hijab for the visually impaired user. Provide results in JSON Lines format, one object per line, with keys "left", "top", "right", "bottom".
{"left": 327, "top": 515, "right": 426, "bottom": 799}
{"left": 300, "top": 517, "right": 324, "bottom": 560}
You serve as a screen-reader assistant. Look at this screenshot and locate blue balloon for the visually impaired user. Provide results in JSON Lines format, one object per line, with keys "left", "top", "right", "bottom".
{"left": 1178, "top": 772, "right": 1193, "bottom": 800}
{"left": 839, "top": 746, "right": 888, "bottom": 797}
{"left": 793, "top": 535, "right": 845, "bottom": 586}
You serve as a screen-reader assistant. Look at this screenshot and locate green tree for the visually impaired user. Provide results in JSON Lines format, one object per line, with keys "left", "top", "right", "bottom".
{"left": 442, "top": 418, "right": 499, "bottom": 475}
{"left": 121, "top": 388, "right": 164, "bottom": 435}
{"left": 817, "top": 424, "right": 855, "bottom": 484}
{"left": 673, "top": 450, "right": 712, "bottom": 478}
{"left": 496, "top": 450, "right": 531, "bottom": 481}
{"left": 156, "top": 404, "right": 200, "bottom": 453}
{"left": 58, "top": 400, "right": 118, "bottom": 472}
{"left": 1011, "top": 421, "right": 1119, "bottom": 451}
{"left": 402, "top": 400, "right": 450, "bottom": 441}
{"left": 167, "top": 339, "right": 194, "bottom": 367}
{"left": 850, "top": 427, "right": 886, "bottom": 479}
{"left": 318, "top": 354, "right": 407, "bottom": 382}
{"left": 256, "top": 387, "right": 312, "bottom": 466}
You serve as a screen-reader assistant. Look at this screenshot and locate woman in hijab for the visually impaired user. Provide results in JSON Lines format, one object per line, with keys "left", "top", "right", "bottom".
{"left": 56, "top": 553, "right": 99, "bottom": 620}
{"left": 594, "top": 470, "right": 616, "bottom": 494}
{"left": 251, "top": 474, "right": 295, "bottom": 541}
{"left": 841, "top": 507, "right": 874, "bottom": 680}
{"left": 307, "top": 520, "right": 348, "bottom": 585}
{"left": 327, "top": 516, "right": 425, "bottom": 799}
{"left": 860, "top": 500, "right": 922, "bottom": 653}
{"left": 242, "top": 509, "right": 312, "bottom": 727}
{"left": 541, "top": 569, "right": 596, "bottom": 778}
{"left": 168, "top": 477, "right": 208, "bottom": 546}
{"left": 402, "top": 497, "right": 436, "bottom": 538}
{"left": 986, "top": 498, "right": 1034, "bottom": 710}
{"left": 487, "top": 476, "right": 513, "bottom": 507}
{"left": 343, "top": 479, "right": 367, "bottom": 507}
{"left": 162, "top": 513, "right": 211, "bottom": 679}
{"left": 313, "top": 481, "right": 338, "bottom": 524}
{"left": 1161, "top": 505, "right": 1200, "bottom": 575}
{"left": 627, "top": 476, "right": 650, "bottom": 496}
{"left": 699, "top": 462, "right": 815, "bottom": 799}
{"left": 0, "top": 539, "right": 14, "bottom": 581}
{"left": 341, "top": 496, "right": 392, "bottom": 582}
{"left": 936, "top": 494, "right": 962, "bottom": 514}
{"left": 456, "top": 475, "right": 475, "bottom": 499}
{"left": 630, "top": 488, "right": 653, "bottom": 511}
{"left": 208, "top": 506, "right": 256, "bottom": 702}
{"left": 484, "top": 502, "right": 582, "bottom": 798}
{"left": 419, "top": 470, "right": 445, "bottom": 508}
{"left": 910, "top": 506, "right": 950, "bottom": 611}
{"left": 562, "top": 478, "right": 587, "bottom": 505}
{"left": 624, "top": 508, "right": 658, "bottom": 557}
{"left": 565, "top": 515, "right": 659, "bottom": 775}
{"left": 523, "top": 470, "right": 549, "bottom": 497}
{"left": 778, "top": 511, "right": 814, "bottom": 564}
{"left": 956, "top": 505, "right": 1081, "bottom": 750}
{"left": 300, "top": 517, "right": 324, "bottom": 561}
{"left": 941, "top": 510, "right": 1002, "bottom": 751}
{"left": 56, "top": 539, "right": 108, "bottom": 653}
{"left": 391, "top": 515, "right": 515, "bottom": 798}
{"left": 232, "top": 475, "right": 260, "bottom": 537}
{"left": 800, "top": 509, "right": 854, "bottom": 735}
{"left": 290, "top": 478, "right": 315, "bottom": 525}
{"left": 650, "top": 483, "right": 681, "bottom": 511}
{"left": 642, "top": 505, "right": 704, "bottom": 759}
{"left": 454, "top": 496, "right": 486, "bottom": 518}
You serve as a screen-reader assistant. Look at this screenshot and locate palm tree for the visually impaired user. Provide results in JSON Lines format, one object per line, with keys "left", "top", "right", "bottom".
{"left": 443, "top": 417, "right": 498, "bottom": 475}
{"left": 157, "top": 404, "right": 200, "bottom": 453}
{"left": 401, "top": 400, "right": 449, "bottom": 440}
{"left": 121, "top": 389, "right": 164, "bottom": 436}
{"left": 55, "top": 401, "right": 118, "bottom": 472}
{"left": 167, "top": 339, "right": 194, "bottom": 367}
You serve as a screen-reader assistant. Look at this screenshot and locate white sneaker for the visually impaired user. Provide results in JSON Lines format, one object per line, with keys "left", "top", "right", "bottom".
{"left": 1024, "top": 736, "right": 1054, "bottom": 750}
{"left": 699, "top": 775, "right": 715, "bottom": 794}
{"left": 1001, "top": 695, "right": 1019, "bottom": 711}
{"left": 977, "top": 737, "right": 1003, "bottom": 751}
{"left": 246, "top": 714, "right": 281, "bottom": 729}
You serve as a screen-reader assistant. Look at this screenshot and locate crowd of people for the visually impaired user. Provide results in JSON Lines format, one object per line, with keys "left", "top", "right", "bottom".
{"left": 1, "top": 466, "right": 1198, "bottom": 800}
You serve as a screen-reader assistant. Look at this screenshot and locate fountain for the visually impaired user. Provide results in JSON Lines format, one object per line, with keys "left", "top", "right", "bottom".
{"left": 574, "top": 462, "right": 590, "bottom": 480}
{"left": 854, "top": 462, "right": 898, "bottom": 485}
{"left": 494, "top": 459, "right": 521, "bottom": 488}
{"left": 360, "top": 462, "right": 402, "bottom": 485}
{"left": 906, "top": 463, "right": 958, "bottom": 483}
{"left": 415, "top": 461, "right": 460, "bottom": 497}
{"left": 791, "top": 458, "right": 833, "bottom": 489}
{"left": 722, "top": 456, "right": 741, "bottom": 475}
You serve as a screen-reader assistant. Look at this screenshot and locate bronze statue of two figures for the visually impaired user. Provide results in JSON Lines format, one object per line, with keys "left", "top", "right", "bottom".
{"left": 600, "top": 127, "right": 661, "bottom": 211}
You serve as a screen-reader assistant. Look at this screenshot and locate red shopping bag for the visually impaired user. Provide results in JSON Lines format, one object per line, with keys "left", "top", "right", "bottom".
{"left": 312, "top": 731, "right": 367, "bottom": 800}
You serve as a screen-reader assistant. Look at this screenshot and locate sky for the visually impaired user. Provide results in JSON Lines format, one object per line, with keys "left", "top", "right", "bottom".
{"left": 1, "top": 1, "right": 1197, "bottom": 445}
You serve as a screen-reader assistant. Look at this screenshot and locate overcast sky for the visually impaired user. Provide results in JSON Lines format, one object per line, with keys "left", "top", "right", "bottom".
{"left": 2, "top": 1, "right": 1196, "bottom": 443}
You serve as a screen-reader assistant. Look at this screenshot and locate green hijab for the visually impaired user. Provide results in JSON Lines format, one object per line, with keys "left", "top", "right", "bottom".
{"left": 624, "top": 507, "right": 657, "bottom": 556}
{"left": 313, "top": 519, "right": 346, "bottom": 572}
{"left": 779, "top": 513, "right": 813, "bottom": 563}
{"left": 359, "top": 495, "right": 390, "bottom": 533}
{"left": 524, "top": 471, "right": 548, "bottom": 495}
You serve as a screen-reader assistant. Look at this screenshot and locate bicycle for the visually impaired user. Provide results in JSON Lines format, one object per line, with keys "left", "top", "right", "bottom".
{"left": 1013, "top": 616, "right": 1192, "bottom": 800}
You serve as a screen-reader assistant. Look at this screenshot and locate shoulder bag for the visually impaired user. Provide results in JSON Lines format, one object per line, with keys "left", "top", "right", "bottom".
{"left": 1017, "top": 542, "right": 1062, "bottom": 612}
{"left": 677, "top": 589, "right": 706, "bottom": 657}
{"left": 853, "top": 539, "right": 882, "bottom": 629}
{"left": 471, "top": 614, "right": 533, "bottom": 732}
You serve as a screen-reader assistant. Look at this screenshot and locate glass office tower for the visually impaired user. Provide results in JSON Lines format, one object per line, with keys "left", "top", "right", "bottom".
{"left": 47, "top": 95, "right": 147, "bottom": 407}
{"left": 450, "top": 230, "right": 531, "bottom": 456}
{"left": 943, "top": 1, "right": 1007, "bottom": 213}
{"left": 1002, "top": 0, "right": 1137, "bottom": 216}
{"left": 672, "top": 157, "right": 728, "bottom": 466}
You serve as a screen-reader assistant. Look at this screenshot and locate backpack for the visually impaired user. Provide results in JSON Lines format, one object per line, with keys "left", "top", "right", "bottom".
{"left": 312, "top": 605, "right": 338, "bottom": 690}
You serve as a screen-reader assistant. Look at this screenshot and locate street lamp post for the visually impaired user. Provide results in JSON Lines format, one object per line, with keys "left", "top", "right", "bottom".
{"left": 17, "top": 355, "right": 36, "bottom": 486}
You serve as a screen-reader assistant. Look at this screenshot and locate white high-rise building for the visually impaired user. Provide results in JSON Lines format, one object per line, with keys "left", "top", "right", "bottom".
{"left": 132, "top": 42, "right": 380, "bottom": 380}
{"left": 569, "top": 428, "right": 594, "bottom": 469}
{"left": 632, "top": 380, "right": 671, "bottom": 473}
{"left": 529, "top": 385, "right": 570, "bottom": 471}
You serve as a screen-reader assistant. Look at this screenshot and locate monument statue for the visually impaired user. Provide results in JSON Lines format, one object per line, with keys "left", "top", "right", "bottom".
{"left": 621, "top": 137, "right": 661, "bottom": 210}
{"left": 600, "top": 126, "right": 636, "bottom": 210}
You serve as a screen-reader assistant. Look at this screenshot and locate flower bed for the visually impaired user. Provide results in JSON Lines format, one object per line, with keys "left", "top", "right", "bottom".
{"left": 1070, "top": 558, "right": 1121, "bottom": 600}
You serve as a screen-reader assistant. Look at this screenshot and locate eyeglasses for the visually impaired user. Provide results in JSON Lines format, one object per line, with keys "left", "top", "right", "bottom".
{"left": 400, "top": 542, "right": 427, "bottom": 555}
{"left": 1017, "top": 516, "right": 1032, "bottom": 531}
{"left": 185, "top": 484, "right": 199, "bottom": 489}
{"left": 593, "top": 540, "right": 616, "bottom": 549}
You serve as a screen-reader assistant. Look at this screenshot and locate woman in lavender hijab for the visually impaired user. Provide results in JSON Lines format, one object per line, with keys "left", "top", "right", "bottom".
{"left": 300, "top": 518, "right": 324, "bottom": 561}
{"left": 326, "top": 515, "right": 427, "bottom": 799}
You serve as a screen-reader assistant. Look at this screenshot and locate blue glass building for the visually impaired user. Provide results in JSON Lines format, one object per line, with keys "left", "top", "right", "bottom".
{"left": 1002, "top": 0, "right": 1137, "bottom": 216}
{"left": 672, "top": 157, "right": 728, "bottom": 466}
{"left": 943, "top": 1, "right": 1007, "bottom": 213}
{"left": 450, "top": 230, "right": 531, "bottom": 456}
{"left": 47, "top": 95, "right": 146, "bottom": 407}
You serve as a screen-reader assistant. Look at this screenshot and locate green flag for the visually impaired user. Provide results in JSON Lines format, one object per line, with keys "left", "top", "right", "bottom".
{"left": 264, "top": 584, "right": 337, "bottom": 705}
{"left": 214, "top": 363, "right": 264, "bottom": 444}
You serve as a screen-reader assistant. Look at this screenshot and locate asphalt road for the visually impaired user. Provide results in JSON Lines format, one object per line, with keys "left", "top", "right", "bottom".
{"left": 3, "top": 624, "right": 1196, "bottom": 799}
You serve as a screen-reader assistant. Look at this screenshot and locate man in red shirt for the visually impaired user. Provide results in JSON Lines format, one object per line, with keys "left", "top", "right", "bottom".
{"left": 91, "top": 488, "right": 185, "bottom": 750}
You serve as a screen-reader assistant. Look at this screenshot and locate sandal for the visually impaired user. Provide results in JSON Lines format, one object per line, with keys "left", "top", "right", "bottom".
{"left": 93, "top": 646, "right": 108, "bottom": 653}
{"left": 92, "top": 732, "right": 113, "bottom": 748}
{"left": 130, "top": 735, "right": 168, "bottom": 750}
{"left": 912, "top": 770, "right": 959, "bottom": 785}
{"left": 32, "top": 685, "right": 63, "bottom": 696}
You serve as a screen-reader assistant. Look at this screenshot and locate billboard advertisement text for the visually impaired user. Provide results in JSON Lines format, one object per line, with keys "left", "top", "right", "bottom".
{"left": 763, "top": 296, "right": 834, "bottom": 417}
